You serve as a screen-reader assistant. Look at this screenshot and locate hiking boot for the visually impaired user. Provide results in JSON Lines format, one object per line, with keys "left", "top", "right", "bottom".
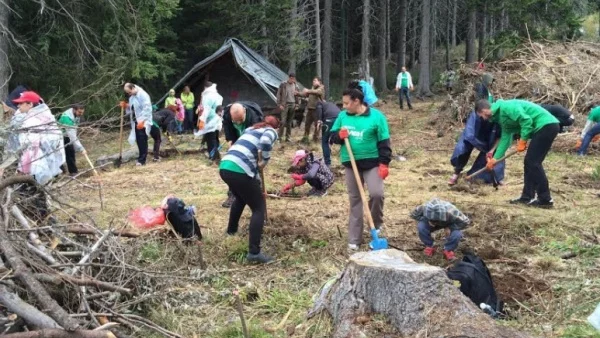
{"left": 246, "top": 252, "right": 274, "bottom": 264}
{"left": 152, "top": 157, "right": 161, "bottom": 162}
{"left": 348, "top": 244, "right": 360, "bottom": 253}
{"left": 528, "top": 199, "right": 554, "bottom": 209}
{"left": 448, "top": 173, "right": 461, "bottom": 186}
{"left": 222, "top": 195, "right": 235, "bottom": 208}
{"left": 509, "top": 197, "right": 531, "bottom": 205}
{"left": 307, "top": 188, "right": 328, "bottom": 197}
{"left": 423, "top": 246, "right": 436, "bottom": 257}
{"left": 443, "top": 250, "right": 457, "bottom": 261}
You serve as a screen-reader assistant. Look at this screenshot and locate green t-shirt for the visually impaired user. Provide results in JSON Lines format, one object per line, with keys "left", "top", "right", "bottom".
{"left": 490, "top": 99, "right": 559, "bottom": 159}
{"left": 233, "top": 114, "right": 248, "bottom": 137}
{"left": 588, "top": 107, "right": 600, "bottom": 122}
{"left": 219, "top": 159, "right": 246, "bottom": 174}
{"left": 330, "top": 108, "right": 390, "bottom": 163}
{"left": 401, "top": 73, "right": 409, "bottom": 88}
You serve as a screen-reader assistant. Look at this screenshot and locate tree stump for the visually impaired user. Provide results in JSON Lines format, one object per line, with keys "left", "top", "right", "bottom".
{"left": 316, "top": 249, "right": 534, "bottom": 338}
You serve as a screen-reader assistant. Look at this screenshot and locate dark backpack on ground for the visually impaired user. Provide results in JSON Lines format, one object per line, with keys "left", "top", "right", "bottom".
{"left": 447, "top": 254, "right": 503, "bottom": 315}
{"left": 165, "top": 198, "right": 202, "bottom": 240}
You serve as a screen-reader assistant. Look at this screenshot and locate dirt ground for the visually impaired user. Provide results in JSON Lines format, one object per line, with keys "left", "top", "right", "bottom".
{"left": 65, "top": 96, "right": 600, "bottom": 338}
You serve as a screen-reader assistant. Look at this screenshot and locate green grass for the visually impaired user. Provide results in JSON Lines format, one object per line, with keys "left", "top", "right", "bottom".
{"left": 138, "top": 241, "right": 163, "bottom": 263}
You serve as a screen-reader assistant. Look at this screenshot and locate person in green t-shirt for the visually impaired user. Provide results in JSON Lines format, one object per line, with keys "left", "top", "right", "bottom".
{"left": 576, "top": 106, "right": 600, "bottom": 156}
{"left": 58, "top": 104, "right": 86, "bottom": 175}
{"left": 330, "top": 87, "right": 392, "bottom": 251}
{"left": 476, "top": 99, "right": 559, "bottom": 208}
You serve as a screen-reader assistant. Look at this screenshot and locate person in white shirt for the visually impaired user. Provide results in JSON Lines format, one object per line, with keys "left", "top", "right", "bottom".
{"left": 394, "top": 66, "right": 414, "bottom": 110}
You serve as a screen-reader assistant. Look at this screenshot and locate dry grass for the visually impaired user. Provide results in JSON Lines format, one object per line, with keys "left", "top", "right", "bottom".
{"left": 65, "top": 96, "right": 600, "bottom": 338}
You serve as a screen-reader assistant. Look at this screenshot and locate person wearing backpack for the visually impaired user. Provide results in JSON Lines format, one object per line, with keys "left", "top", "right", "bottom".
{"left": 540, "top": 104, "right": 574, "bottom": 133}
{"left": 410, "top": 198, "right": 471, "bottom": 261}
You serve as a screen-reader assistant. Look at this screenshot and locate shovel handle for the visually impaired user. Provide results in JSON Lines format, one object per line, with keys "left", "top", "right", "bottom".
{"left": 465, "top": 150, "right": 517, "bottom": 180}
{"left": 257, "top": 150, "right": 268, "bottom": 221}
{"left": 118, "top": 106, "right": 125, "bottom": 158}
{"left": 344, "top": 138, "right": 377, "bottom": 232}
{"left": 83, "top": 152, "right": 99, "bottom": 177}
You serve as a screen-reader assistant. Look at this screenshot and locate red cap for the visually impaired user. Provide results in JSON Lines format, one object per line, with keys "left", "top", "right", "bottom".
{"left": 12, "top": 91, "right": 42, "bottom": 104}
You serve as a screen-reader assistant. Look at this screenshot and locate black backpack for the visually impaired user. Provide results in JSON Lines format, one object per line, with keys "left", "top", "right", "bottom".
{"left": 447, "top": 254, "right": 503, "bottom": 315}
{"left": 165, "top": 198, "right": 202, "bottom": 240}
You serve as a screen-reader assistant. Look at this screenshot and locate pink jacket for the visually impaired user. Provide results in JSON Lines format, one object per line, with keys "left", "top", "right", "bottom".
{"left": 175, "top": 98, "right": 185, "bottom": 121}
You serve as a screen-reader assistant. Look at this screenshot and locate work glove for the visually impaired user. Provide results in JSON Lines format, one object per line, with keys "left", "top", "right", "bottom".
{"left": 378, "top": 164, "right": 389, "bottom": 180}
{"left": 575, "top": 139, "right": 582, "bottom": 150}
{"left": 197, "top": 120, "right": 205, "bottom": 130}
{"left": 486, "top": 152, "right": 493, "bottom": 160}
{"left": 136, "top": 121, "right": 145, "bottom": 130}
{"left": 291, "top": 173, "right": 304, "bottom": 181}
{"left": 594, "top": 135, "right": 600, "bottom": 143}
{"left": 294, "top": 179, "right": 306, "bottom": 186}
{"left": 281, "top": 183, "right": 293, "bottom": 194}
{"left": 516, "top": 139, "right": 528, "bottom": 152}
{"left": 486, "top": 158, "right": 497, "bottom": 171}
{"left": 339, "top": 128, "right": 349, "bottom": 140}
{"left": 119, "top": 101, "right": 129, "bottom": 109}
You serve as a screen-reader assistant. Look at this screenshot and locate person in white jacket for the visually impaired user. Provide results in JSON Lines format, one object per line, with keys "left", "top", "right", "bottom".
{"left": 124, "top": 83, "right": 153, "bottom": 166}
{"left": 394, "top": 66, "right": 414, "bottom": 110}
{"left": 195, "top": 81, "right": 223, "bottom": 161}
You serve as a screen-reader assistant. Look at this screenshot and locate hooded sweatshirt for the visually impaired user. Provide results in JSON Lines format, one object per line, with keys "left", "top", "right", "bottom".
{"left": 58, "top": 108, "right": 84, "bottom": 152}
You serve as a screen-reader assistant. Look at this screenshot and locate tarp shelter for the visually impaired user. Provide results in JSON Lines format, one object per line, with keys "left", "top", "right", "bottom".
{"left": 157, "top": 38, "right": 303, "bottom": 109}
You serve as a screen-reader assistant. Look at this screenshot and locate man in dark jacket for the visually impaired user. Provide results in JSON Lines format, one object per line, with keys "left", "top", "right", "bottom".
{"left": 316, "top": 101, "right": 341, "bottom": 166}
{"left": 221, "top": 101, "right": 264, "bottom": 207}
{"left": 540, "top": 104, "right": 574, "bottom": 133}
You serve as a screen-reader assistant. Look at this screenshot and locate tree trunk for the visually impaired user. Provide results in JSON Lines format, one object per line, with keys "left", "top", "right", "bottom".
{"left": 360, "top": 0, "right": 371, "bottom": 81}
{"left": 322, "top": 0, "right": 332, "bottom": 97}
{"left": 386, "top": 0, "right": 391, "bottom": 61}
{"left": 478, "top": 3, "right": 486, "bottom": 61}
{"left": 261, "top": 0, "right": 269, "bottom": 58}
{"left": 445, "top": 0, "right": 451, "bottom": 69}
{"left": 465, "top": 6, "right": 477, "bottom": 63}
{"left": 408, "top": 0, "right": 417, "bottom": 69}
{"left": 451, "top": 0, "right": 457, "bottom": 47}
{"left": 314, "top": 0, "right": 322, "bottom": 78}
{"left": 429, "top": 0, "right": 435, "bottom": 79}
{"left": 0, "top": 0, "right": 10, "bottom": 115}
{"left": 377, "top": 0, "right": 387, "bottom": 91}
{"left": 313, "top": 250, "right": 534, "bottom": 338}
{"left": 341, "top": 1, "right": 347, "bottom": 87}
{"left": 417, "top": 0, "right": 433, "bottom": 97}
{"left": 289, "top": 0, "right": 298, "bottom": 74}
{"left": 397, "top": 0, "right": 408, "bottom": 72}
{"left": 0, "top": 285, "right": 61, "bottom": 329}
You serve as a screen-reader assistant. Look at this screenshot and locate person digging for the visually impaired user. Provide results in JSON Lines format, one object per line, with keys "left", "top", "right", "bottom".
{"left": 576, "top": 105, "right": 600, "bottom": 156}
{"left": 329, "top": 87, "right": 392, "bottom": 252}
{"left": 476, "top": 99, "right": 560, "bottom": 208}
{"left": 410, "top": 198, "right": 471, "bottom": 261}
{"left": 281, "top": 150, "right": 335, "bottom": 197}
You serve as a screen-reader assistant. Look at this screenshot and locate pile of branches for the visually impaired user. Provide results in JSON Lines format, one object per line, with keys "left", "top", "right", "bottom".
{"left": 0, "top": 176, "right": 189, "bottom": 338}
{"left": 435, "top": 40, "right": 600, "bottom": 131}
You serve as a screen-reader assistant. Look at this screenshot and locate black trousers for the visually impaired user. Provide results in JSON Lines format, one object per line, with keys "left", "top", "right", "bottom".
{"left": 63, "top": 136, "right": 78, "bottom": 174}
{"left": 205, "top": 131, "right": 219, "bottom": 160}
{"left": 150, "top": 125, "right": 161, "bottom": 160}
{"left": 135, "top": 127, "right": 148, "bottom": 164}
{"left": 220, "top": 169, "right": 266, "bottom": 255}
{"left": 522, "top": 123, "right": 559, "bottom": 202}
{"left": 453, "top": 151, "right": 472, "bottom": 175}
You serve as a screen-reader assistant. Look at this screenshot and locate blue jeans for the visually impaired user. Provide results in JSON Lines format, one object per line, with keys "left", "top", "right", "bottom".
{"left": 321, "top": 121, "right": 334, "bottom": 166}
{"left": 184, "top": 108, "right": 194, "bottom": 132}
{"left": 417, "top": 220, "right": 462, "bottom": 251}
{"left": 578, "top": 123, "right": 600, "bottom": 155}
{"left": 399, "top": 87, "right": 412, "bottom": 109}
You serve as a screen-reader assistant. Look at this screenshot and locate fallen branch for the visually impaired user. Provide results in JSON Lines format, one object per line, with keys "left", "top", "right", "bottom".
{"left": 1, "top": 329, "right": 116, "bottom": 338}
{"left": 33, "top": 273, "right": 132, "bottom": 294}
{"left": 64, "top": 227, "right": 140, "bottom": 238}
{"left": 70, "top": 230, "right": 112, "bottom": 276}
{"left": 0, "top": 284, "right": 61, "bottom": 329}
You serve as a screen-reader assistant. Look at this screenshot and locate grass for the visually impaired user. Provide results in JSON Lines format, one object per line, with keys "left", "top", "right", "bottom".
{"left": 68, "top": 95, "right": 600, "bottom": 337}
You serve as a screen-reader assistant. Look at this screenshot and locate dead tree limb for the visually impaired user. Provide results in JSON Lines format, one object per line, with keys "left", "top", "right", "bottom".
{"left": 0, "top": 176, "right": 37, "bottom": 192}
{"left": 0, "top": 284, "right": 61, "bottom": 329}
{"left": 64, "top": 227, "right": 140, "bottom": 238}
{"left": 1, "top": 329, "right": 116, "bottom": 338}
{"left": 33, "top": 274, "right": 132, "bottom": 294}
{"left": 70, "top": 230, "right": 111, "bottom": 276}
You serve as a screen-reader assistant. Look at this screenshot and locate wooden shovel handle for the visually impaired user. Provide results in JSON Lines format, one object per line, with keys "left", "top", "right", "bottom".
{"left": 465, "top": 150, "right": 517, "bottom": 180}
{"left": 344, "top": 138, "right": 377, "bottom": 231}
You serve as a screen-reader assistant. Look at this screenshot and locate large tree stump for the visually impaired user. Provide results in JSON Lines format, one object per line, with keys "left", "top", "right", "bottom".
{"left": 317, "top": 250, "right": 534, "bottom": 338}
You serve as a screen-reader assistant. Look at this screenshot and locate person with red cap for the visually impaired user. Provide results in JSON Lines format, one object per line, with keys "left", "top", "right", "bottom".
{"left": 8, "top": 91, "right": 65, "bottom": 184}
{"left": 281, "top": 149, "right": 334, "bottom": 197}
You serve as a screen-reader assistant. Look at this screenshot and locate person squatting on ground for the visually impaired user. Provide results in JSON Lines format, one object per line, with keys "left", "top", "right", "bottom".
{"left": 195, "top": 81, "right": 224, "bottom": 162}
{"left": 58, "top": 104, "right": 87, "bottom": 175}
{"left": 276, "top": 73, "right": 300, "bottom": 142}
{"left": 476, "top": 99, "right": 560, "bottom": 208}
{"left": 329, "top": 87, "right": 392, "bottom": 251}
{"left": 411, "top": 198, "right": 471, "bottom": 261}
{"left": 153, "top": 105, "right": 179, "bottom": 149}
{"left": 394, "top": 66, "right": 414, "bottom": 110}
{"left": 299, "top": 76, "right": 325, "bottom": 144}
{"left": 219, "top": 116, "right": 280, "bottom": 264}
{"left": 220, "top": 101, "right": 264, "bottom": 208}
{"left": 448, "top": 109, "right": 504, "bottom": 186}
{"left": 123, "top": 83, "right": 158, "bottom": 165}
{"left": 315, "top": 100, "right": 341, "bottom": 166}
{"left": 180, "top": 85, "right": 195, "bottom": 133}
{"left": 281, "top": 150, "right": 335, "bottom": 197}
{"left": 576, "top": 105, "right": 600, "bottom": 156}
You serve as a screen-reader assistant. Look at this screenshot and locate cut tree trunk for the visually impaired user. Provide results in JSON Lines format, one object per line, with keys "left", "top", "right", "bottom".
{"left": 377, "top": 0, "right": 387, "bottom": 91}
{"left": 314, "top": 0, "right": 322, "bottom": 78}
{"left": 322, "top": 0, "right": 332, "bottom": 97}
{"left": 2, "top": 329, "right": 116, "bottom": 338}
{"left": 313, "top": 250, "right": 534, "bottom": 338}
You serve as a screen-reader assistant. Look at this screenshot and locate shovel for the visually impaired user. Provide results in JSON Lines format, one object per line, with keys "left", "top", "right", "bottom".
{"left": 257, "top": 150, "right": 268, "bottom": 223}
{"left": 114, "top": 105, "right": 126, "bottom": 168}
{"left": 344, "top": 138, "right": 388, "bottom": 250}
{"left": 83, "top": 151, "right": 104, "bottom": 210}
{"left": 465, "top": 150, "right": 517, "bottom": 181}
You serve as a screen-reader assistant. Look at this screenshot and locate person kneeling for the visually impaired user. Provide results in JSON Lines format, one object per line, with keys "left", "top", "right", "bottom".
{"left": 282, "top": 150, "right": 334, "bottom": 197}
{"left": 410, "top": 198, "right": 471, "bottom": 261}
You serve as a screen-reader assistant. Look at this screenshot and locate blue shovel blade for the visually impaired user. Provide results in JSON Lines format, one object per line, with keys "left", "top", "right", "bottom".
{"left": 369, "top": 228, "right": 388, "bottom": 250}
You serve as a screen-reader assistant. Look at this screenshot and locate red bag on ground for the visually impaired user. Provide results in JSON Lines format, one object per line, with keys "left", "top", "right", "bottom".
{"left": 128, "top": 206, "right": 166, "bottom": 229}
